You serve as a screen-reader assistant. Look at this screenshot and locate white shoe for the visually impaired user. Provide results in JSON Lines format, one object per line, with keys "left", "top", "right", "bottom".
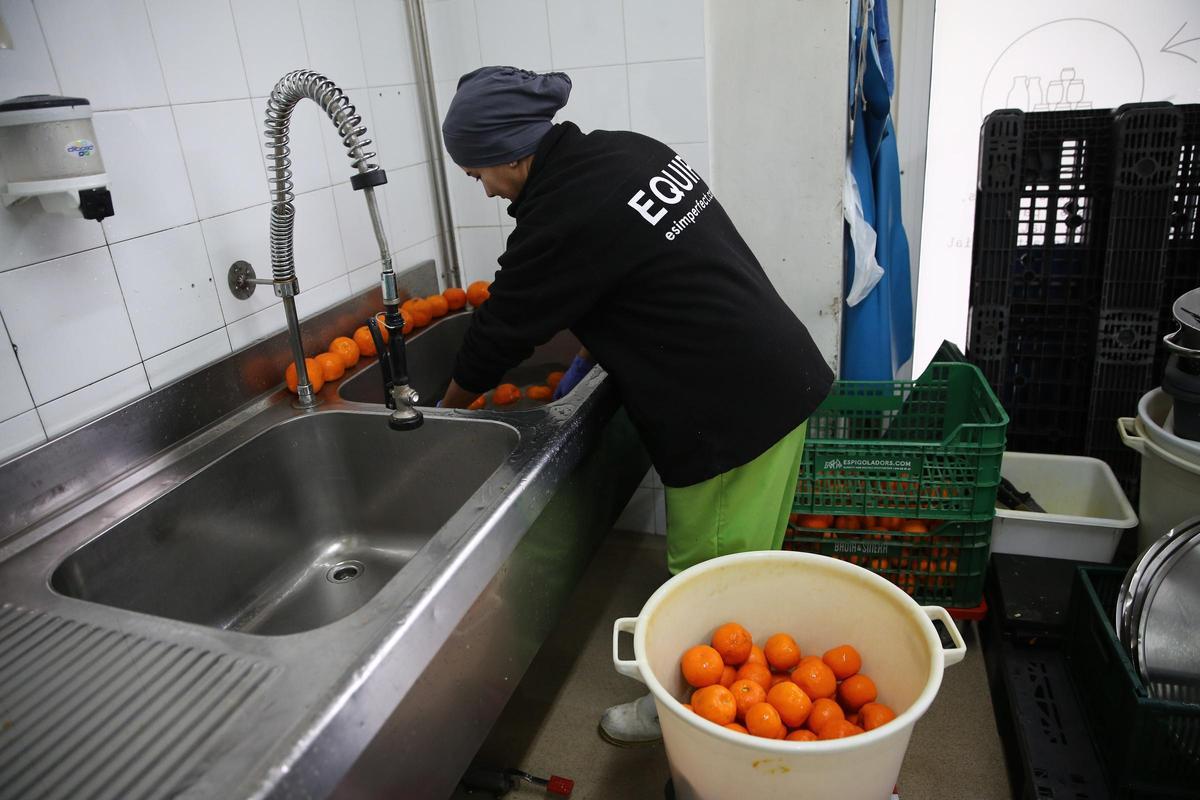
{"left": 598, "top": 692, "right": 661, "bottom": 746}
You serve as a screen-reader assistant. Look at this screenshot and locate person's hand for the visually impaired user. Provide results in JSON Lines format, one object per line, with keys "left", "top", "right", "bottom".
{"left": 553, "top": 354, "right": 594, "bottom": 400}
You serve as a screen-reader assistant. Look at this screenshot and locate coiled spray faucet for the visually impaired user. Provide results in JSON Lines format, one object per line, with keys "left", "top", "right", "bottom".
{"left": 258, "top": 69, "right": 421, "bottom": 430}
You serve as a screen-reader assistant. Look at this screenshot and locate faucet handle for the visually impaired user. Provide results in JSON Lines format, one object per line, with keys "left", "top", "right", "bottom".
{"left": 365, "top": 316, "right": 394, "bottom": 409}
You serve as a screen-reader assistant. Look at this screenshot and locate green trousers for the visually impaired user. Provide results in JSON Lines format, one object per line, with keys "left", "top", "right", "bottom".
{"left": 664, "top": 421, "right": 808, "bottom": 574}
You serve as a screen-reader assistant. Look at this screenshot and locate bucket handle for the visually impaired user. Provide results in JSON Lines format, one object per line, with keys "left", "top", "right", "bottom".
{"left": 612, "top": 617, "right": 643, "bottom": 682}
{"left": 1118, "top": 417, "right": 1200, "bottom": 475}
{"left": 922, "top": 606, "right": 966, "bottom": 667}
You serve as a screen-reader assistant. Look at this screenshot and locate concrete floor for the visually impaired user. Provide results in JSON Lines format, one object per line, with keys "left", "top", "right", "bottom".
{"left": 461, "top": 530, "right": 1013, "bottom": 800}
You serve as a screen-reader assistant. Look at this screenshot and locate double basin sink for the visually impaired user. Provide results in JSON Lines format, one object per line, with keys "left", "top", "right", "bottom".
{"left": 0, "top": 308, "right": 647, "bottom": 799}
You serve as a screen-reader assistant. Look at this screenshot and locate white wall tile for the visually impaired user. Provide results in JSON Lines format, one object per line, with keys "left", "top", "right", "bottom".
{"left": 232, "top": 0, "right": 311, "bottom": 97}
{"left": 0, "top": 0, "right": 60, "bottom": 98}
{"left": 94, "top": 108, "right": 198, "bottom": 243}
{"left": 444, "top": 160, "right": 501, "bottom": 226}
{"left": 293, "top": 188, "right": 348, "bottom": 288}
{"left": 0, "top": 198, "right": 106, "bottom": 273}
{"left": 653, "top": 488, "right": 667, "bottom": 534}
{"left": 425, "top": 0, "right": 480, "bottom": 82}
{"left": 348, "top": 260, "right": 382, "bottom": 294}
{"left": 385, "top": 163, "right": 436, "bottom": 250}
{"left": 251, "top": 97, "right": 332, "bottom": 194}
{"left": 332, "top": 180, "right": 392, "bottom": 270}
{"left": 560, "top": 64, "right": 629, "bottom": 133}
{"left": 455, "top": 225, "right": 503, "bottom": 285}
{"left": 615, "top": 486, "right": 656, "bottom": 533}
{"left": 547, "top": 0, "right": 624, "bottom": 69}
{"left": 392, "top": 234, "right": 440, "bottom": 274}
{"left": 174, "top": 100, "right": 268, "bottom": 218}
{"left": 356, "top": 0, "right": 415, "bottom": 86}
{"left": 296, "top": 274, "right": 351, "bottom": 320}
{"left": 475, "top": 0, "right": 552, "bottom": 73}
{"left": 200, "top": 202, "right": 274, "bottom": 322}
{"left": 671, "top": 141, "right": 709, "bottom": 184}
{"left": 299, "top": 0, "right": 368, "bottom": 89}
{"left": 146, "top": 0, "right": 249, "bottom": 104}
{"left": 0, "top": 248, "right": 140, "bottom": 404}
{"left": 369, "top": 84, "right": 427, "bottom": 170}
{"left": 622, "top": 0, "right": 704, "bottom": 63}
{"left": 628, "top": 59, "right": 706, "bottom": 143}
{"left": 37, "top": 364, "right": 149, "bottom": 437}
{"left": 110, "top": 224, "right": 224, "bottom": 358}
{"left": 35, "top": 0, "right": 167, "bottom": 110}
{"left": 144, "top": 328, "right": 231, "bottom": 388}
{"left": 319, "top": 87, "right": 378, "bottom": 183}
{"left": 226, "top": 300, "right": 285, "bottom": 350}
{"left": 0, "top": 318, "right": 35, "bottom": 422}
{"left": 0, "top": 410, "right": 45, "bottom": 462}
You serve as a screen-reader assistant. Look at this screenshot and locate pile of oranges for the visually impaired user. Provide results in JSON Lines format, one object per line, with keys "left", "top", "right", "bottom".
{"left": 283, "top": 281, "right": 491, "bottom": 394}
{"left": 464, "top": 369, "right": 564, "bottom": 411}
{"left": 679, "top": 623, "right": 896, "bottom": 742}
{"left": 785, "top": 514, "right": 963, "bottom": 596}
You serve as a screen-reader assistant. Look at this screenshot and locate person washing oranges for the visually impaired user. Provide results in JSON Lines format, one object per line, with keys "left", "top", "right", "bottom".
{"left": 437, "top": 66, "right": 833, "bottom": 744}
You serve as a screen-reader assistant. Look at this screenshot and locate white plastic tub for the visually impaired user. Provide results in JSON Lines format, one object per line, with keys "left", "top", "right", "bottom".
{"left": 991, "top": 452, "right": 1137, "bottom": 562}
{"left": 611, "top": 551, "right": 965, "bottom": 800}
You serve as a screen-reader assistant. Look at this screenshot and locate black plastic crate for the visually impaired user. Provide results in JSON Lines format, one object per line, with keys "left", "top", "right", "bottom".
{"left": 1065, "top": 567, "right": 1200, "bottom": 798}
{"left": 1156, "top": 104, "right": 1200, "bottom": 384}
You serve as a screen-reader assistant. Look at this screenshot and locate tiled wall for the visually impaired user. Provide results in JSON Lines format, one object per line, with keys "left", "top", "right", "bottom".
{"left": 425, "top": 0, "right": 710, "bottom": 288}
{"left": 0, "top": 0, "right": 441, "bottom": 462}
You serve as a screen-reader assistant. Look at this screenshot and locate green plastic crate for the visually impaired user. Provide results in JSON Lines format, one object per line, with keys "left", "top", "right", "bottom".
{"left": 794, "top": 363, "right": 1008, "bottom": 522}
{"left": 1065, "top": 567, "right": 1200, "bottom": 798}
{"left": 783, "top": 518, "right": 991, "bottom": 607}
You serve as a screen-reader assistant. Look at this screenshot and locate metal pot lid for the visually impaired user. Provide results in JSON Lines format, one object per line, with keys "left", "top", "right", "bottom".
{"left": 1116, "top": 517, "right": 1187, "bottom": 652}
{"left": 1165, "top": 287, "right": 1200, "bottom": 355}
{"left": 1129, "top": 516, "right": 1200, "bottom": 702}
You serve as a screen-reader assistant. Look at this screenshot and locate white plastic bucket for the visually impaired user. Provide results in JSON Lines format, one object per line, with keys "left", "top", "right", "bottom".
{"left": 1118, "top": 404, "right": 1200, "bottom": 554}
{"left": 991, "top": 452, "right": 1137, "bottom": 562}
{"left": 611, "top": 551, "right": 966, "bottom": 800}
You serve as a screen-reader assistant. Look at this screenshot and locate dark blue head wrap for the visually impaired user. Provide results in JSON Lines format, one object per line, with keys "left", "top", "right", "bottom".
{"left": 442, "top": 66, "right": 572, "bottom": 168}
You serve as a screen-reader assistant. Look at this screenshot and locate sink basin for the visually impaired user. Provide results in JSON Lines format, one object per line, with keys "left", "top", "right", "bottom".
{"left": 338, "top": 311, "right": 578, "bottom": 407}
{"left": 51, "top": 412, "right": 519, "bottom": 635}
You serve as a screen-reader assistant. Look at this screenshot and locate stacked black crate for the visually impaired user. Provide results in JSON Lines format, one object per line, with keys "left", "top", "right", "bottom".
{"left": 1156, "top": 106, "right": 1200, "bottom": 384}
{"left": 1086, "top": 105, "right": 1183, "bottom": 494}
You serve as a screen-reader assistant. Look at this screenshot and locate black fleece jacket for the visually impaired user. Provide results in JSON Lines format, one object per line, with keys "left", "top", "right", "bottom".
{"left": 453, "top": 122, "right": 834, "bottom": 487}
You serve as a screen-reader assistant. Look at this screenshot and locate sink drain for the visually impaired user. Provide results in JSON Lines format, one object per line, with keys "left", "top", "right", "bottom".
{"left": 326, "top": 560, "right": 364, "bottom": 584}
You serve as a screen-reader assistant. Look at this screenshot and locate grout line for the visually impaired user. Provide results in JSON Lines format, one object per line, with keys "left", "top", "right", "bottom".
{"left": 224, "top": 0, "right": 255, "bottom": 103}
{"left": 0, "top": 310, "right": 45, "bottom": 435}
{"left": 618, "top": 0, "right": 632, "bottom": 130}
{"left": 31, "top": 361, "right": 145, "bottom": 410}
{"left": 542, "top": 0, "right": 554, "bottom": 68}
{"left": 28, "top": 1, "right": 64, "bottom": 96}
{"left": 349, "top": 0, "right": 373, "bottom": 87}
{"left": 105, "top": 243, "right": 149, "bottom": 367}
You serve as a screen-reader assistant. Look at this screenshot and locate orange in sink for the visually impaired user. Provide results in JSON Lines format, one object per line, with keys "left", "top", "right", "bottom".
{"left": 492, "top": 383, "right": 521, "bottom": 406}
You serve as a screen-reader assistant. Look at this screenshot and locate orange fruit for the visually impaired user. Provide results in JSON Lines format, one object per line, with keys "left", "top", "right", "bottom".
{"left": 711, "top": 622, "right": 753, "bottom": 666}
{"left": 859, "top": 702, "right": 897, "bottom": 731}
{"left": 766, "top": 681, "right": 813, "bottom": 728}
{"left": 729, "top": 679, "right": 766, "bottom": 720}
{"left": 735, "top": 661, "right": 772, "bottom": 692}
{"left": 466, "top": 280, "right": 491, "bottom": 307}
{"left": 786, "top": 729, "right": 818, "bottom": 742}
{"left": 405, "top": 298, "right": 433, "bottom": 328}
{"left": 819, "top": 719, "right": 864, "bottom": 740}
{"left": 769, "top": 673, "right": 793, "bottom": 688}
{"left": 328, "top": 336, "right": 361, "bottom": 368}
{"left": 745, "top": 645, "right": 767, "bottom": 667}
{"left": 744, "top": 702, "right": 786, "bottom": 739}
{"left": 425, "top": 294, "right": 449, "bottom": 317}
{"left": 838, "top": 674, "right": 877, "bottom": 711}
{"left": 723, "top": 722, "right": 748, "bottom": 734}
{"left": 352, "top": 326, "right": 377, "bottom": 357}
{"left": 467, "top": 395, "right": 487, "bottom": 411}
{"left": 546, "top": 370, "right": 565, "bottom": 389}
{"left": 822, "top": 644, "right": 862, "bottom": 681}
{"left": 492, "top": 383, "right": 522, "bottom": 406}
{"left": 443, "top": 286, "right": 467, "bottom": 310}
{"left": 900, "top": 520, "right": 928, "bottom": 534}
{"left": 691, "top": 685, "right": 736, "bottom": 725}
{"left": 792, "top": 656, "right": 836, "bottom": 699}
{"left": 399, "top": 308, "right": 414, "bottom": 334}
{"left": 718, "top": 665, "right": 737, "bottom": 688}
{"left": 806, "top": 698, "right": 845, "bottom": 733}
{"left": 681, "top": 645, "right": 724, "bottom": 688}
{"left": 764, "top": 633, "right": 801, "bottom": 671}
{"left": 314, "top": 352, "right": 345, "bottom": 382}
{"left": 846, "top": 711, "right": 862, "bottom": 727}
{"left": 285, "top": 358, "right": 325, "bottom": 394}
{"left": 526, "top": 385, "right": 553, "bottom": 401}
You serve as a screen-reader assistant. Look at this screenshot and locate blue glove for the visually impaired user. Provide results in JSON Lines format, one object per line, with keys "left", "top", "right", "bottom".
{"left": 553, "top": 355, "right": 593, "bottom": 400}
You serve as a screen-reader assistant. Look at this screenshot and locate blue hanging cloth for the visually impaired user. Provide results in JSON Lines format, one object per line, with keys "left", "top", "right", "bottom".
{"left": 842, "top": 0, "right": 913, "bottom": 381}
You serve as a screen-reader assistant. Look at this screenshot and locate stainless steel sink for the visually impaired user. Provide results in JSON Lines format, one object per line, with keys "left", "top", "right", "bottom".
{"left": 50, "top": 413, "right": 519, "bottom": 635}
{"left": 338, "top": 311, "right": 578, "bottom": 407}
